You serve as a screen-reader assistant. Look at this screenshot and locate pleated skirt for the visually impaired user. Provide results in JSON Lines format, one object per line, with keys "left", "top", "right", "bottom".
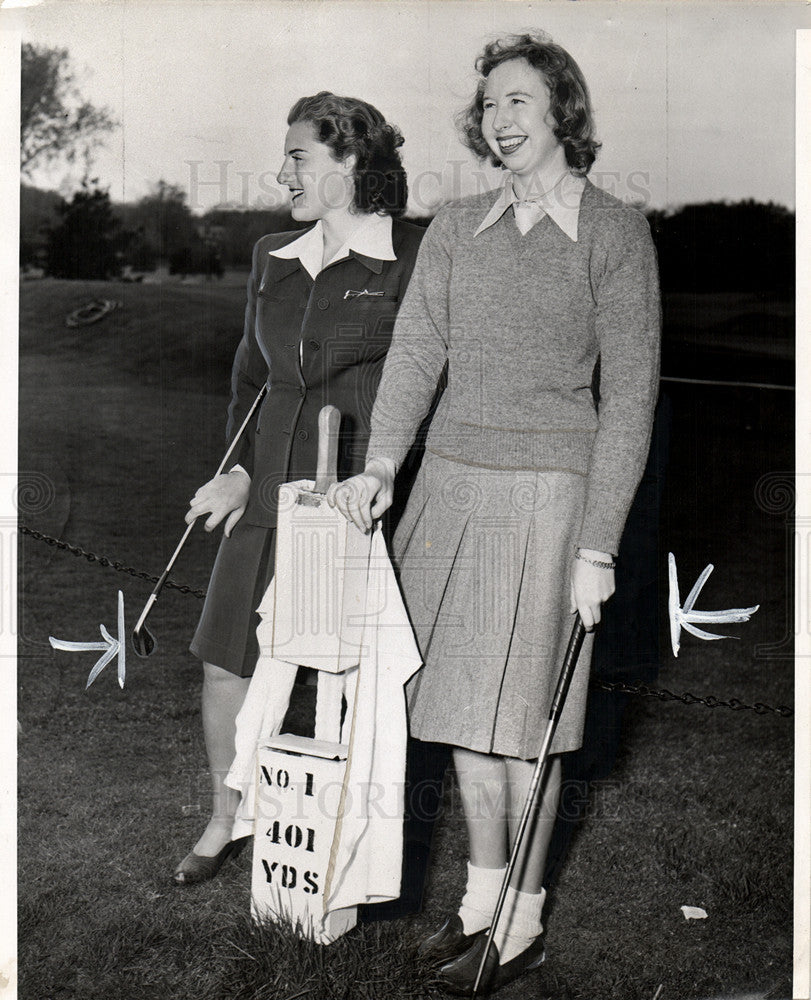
{"left": 189, "top": 522, "right": 277, "bottom": 677}
{"left": 395, "top": 452, "right": 593, "bottom": 760}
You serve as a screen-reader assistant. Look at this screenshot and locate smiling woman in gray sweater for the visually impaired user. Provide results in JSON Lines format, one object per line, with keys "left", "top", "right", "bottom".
{"left": 330, "top": 32, "right": 660, "bottom": 995}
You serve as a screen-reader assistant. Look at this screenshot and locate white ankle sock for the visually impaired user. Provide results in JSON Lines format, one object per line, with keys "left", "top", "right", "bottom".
{"left": 457, "top": 862, "right": 507, "bottom": 934}
{"left": 491, "top": 886, "right": 545, "bottom": 965}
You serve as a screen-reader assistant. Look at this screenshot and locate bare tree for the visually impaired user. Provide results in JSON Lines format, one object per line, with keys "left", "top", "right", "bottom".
{"left": 20, "top": 42, "right": 117, "bottom": 179}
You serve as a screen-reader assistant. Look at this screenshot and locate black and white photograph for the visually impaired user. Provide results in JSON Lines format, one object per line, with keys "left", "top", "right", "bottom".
{"left": 5, "top": 2, "right": 808, "bottom": 998}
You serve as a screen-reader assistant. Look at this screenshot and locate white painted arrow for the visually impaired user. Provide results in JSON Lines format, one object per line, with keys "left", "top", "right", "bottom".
{"left": 668, "top": 553, "right": 759, "bottom": 657}
{"left": 49, "top": 590, "right": 127, "bottom": 688}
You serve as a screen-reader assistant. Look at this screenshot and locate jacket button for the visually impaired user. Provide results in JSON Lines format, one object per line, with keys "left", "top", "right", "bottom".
{"left": 317, "top": 297, "right": 330, "bottom": 310}
{"left": 297, "top": 429, "right": 309, "bottom": 441}
{"left": 309, "top": 339, "right": 320, "bottom": 351}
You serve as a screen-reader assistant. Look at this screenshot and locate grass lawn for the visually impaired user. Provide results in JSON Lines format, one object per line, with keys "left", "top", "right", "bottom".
{"left": 18, "top": 278, "right": 793, "bottom": 1000}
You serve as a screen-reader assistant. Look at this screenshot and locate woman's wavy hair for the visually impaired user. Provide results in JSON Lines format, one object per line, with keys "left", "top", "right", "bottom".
{"left": 288, "top": 92, "right": 408, "bottom": 217}
{"left": 458, "top": 32, "right": 601, "bottom": 175}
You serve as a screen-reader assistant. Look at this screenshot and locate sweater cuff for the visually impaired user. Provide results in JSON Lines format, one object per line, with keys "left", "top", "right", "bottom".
{"left": 577, "top": 517, "right": 622, "bottom": 559}
{"left": 366, "top": 456, "right": 398, "bottom": 479}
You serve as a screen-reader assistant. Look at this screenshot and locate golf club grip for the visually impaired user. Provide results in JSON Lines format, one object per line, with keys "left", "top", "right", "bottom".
{"left": 314, "top": 405, "right": 341, "bottom": 494}
{"left": 548, "top": 616, "right": 587, "bottom": 721}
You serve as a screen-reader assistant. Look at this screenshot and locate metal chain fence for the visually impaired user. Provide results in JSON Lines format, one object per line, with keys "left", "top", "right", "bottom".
{"left": 592, "top": 679, "right": 793, "bottom": 717}
{"left": 19, "top": 524, "right": 207, "bottom": 598}
{"left": 21, "top": 523, "right": 794, "bottom": 718}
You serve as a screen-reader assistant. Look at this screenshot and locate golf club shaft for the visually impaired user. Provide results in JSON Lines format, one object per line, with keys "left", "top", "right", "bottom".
{"left": 134, "top": 383, "right": 268, "bottom": 617}
{"left": 214, "top": 382, "right": 269, "bottom": 478}
{"left": 132, "top": 520, "right": 196, "bottom": 636}
{"left": 471, "top": 615, "right": 587, "bottom": 998}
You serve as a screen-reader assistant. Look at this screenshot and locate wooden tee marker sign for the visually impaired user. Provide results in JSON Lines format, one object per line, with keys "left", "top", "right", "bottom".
{"left": 252, "top": 735, "right": 356, "bottom": 943}
{"left": 251, "top": 405, "right": 373, "bottom": 943}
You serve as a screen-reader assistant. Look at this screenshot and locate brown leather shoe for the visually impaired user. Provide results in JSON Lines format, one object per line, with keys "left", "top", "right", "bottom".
{"left": 417, "top": 914, "right": 488, "bottom": 965}
{"left": 172, "top": 835, "right": 250, "bottom": 885}
{"left": 436, "top": 933, "right": 545, "bottom": 996}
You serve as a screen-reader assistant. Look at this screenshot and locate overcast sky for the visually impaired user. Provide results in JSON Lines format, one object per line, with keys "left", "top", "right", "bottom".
{"left": 7, "top": 0, "right": 810, "bottom": 213}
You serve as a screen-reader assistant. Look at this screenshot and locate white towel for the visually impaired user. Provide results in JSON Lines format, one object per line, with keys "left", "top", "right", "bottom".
{"left": 225, "top": 598, "right": 299, "bottom": 839}
{"left": 323, "top": 527, "right": 422, "bottom": 910}
{"left": 225, "top": 525, "right": 422, "bottom": 909}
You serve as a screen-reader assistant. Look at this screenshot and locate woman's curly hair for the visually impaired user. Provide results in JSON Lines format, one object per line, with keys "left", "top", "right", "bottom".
{"left": 458, "top": 32, "right": 601, "bottom": 175}
{"left": 288, "top": 92, "right": 408, "bottom": 217}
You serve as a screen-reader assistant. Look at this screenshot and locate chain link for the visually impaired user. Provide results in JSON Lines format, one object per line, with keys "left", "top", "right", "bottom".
{"left": 19, "top": 524, "right": 207, "bottom": 599}
{"left": 592, "top": 679, "right": 793, "bottom": 718}
{"left": 20, "top": 524, "right": 795, "bottom": 718}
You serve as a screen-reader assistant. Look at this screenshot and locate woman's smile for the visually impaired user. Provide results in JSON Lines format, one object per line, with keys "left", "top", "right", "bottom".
{"left": 276, "top": 120, "right": 355, "bottom": 221}
{"left": 496, "top": 134, "right": 528, "bottom": 156}
{"left": 481, "top": 57, "right": 566, "bottom": 191}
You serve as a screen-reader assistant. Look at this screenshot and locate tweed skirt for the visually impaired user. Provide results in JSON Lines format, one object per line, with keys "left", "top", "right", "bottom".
{"left": 189, "top": 522, "right": 277, "bottom": 677}
{"left": 395, "top": 452, "right": 593, "bottom": 760}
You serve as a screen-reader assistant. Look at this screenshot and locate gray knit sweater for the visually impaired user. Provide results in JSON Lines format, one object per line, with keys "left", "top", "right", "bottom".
{"left": 366, "top": 179, "right": 661, "bottom": 554}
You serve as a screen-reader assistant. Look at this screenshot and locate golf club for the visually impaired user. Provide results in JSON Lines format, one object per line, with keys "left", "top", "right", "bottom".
{"left": 131, "top": 383, "right": 268, "bottom": 657}
{"left": 471, "top": 614, "right": 587, "bottom": 999}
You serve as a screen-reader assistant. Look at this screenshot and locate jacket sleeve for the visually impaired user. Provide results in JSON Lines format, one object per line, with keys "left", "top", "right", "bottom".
{"left": 366, "top": 212, "right": 452, "bottom": 470}
{"left": 578, "top": 211, "right": 661, "bottom": 555}
{"left": 225, "top": 238, "right": 270, "bottom": 478}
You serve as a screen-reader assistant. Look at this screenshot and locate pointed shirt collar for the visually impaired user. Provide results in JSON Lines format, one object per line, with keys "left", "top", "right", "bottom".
{"left": 473, "top": 172, "right": 587, "bottom": 242}
{"left": 268, "top": 213, "right": 395, "bottom": 280}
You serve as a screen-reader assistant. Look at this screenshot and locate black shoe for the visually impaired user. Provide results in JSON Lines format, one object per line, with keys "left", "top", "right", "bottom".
{"left": 417, "top": 914, "right": 488, "bottom": 965}
{"left": 436, "top": 933, "right": 545, "bottom": 996}
{"left": 172, "top": 835, "right": 251, "bottom": 885}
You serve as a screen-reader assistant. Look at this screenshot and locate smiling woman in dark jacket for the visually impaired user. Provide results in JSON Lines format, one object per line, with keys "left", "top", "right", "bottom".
{"left": 173, "top": 92, "right": 424, "bottom": 884}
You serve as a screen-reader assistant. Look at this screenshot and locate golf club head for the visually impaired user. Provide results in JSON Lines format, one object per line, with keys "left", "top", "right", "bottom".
{"left": 132, "top": 623, "right": 157, "bottom": 658}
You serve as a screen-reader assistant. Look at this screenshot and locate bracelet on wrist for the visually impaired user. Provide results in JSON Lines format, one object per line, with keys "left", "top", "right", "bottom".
{"left": 575, "top": 551, "right": 616, "bottom": 570}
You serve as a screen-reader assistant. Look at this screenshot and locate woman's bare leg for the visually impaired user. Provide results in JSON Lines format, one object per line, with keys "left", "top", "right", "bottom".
{"left": 503, "top": 754, "right": 562, "bottom": 892}
{"left": 193, "top": 661, "right": 251, "bottom": 856}
{"left": 453, "top": 747, "right": 509, "bottom": 868}
{"left": 474, "top": 755, "right": 562, "bottom": 964}
{"left": 450, "top": 747, "right": 510, "bottom": 933}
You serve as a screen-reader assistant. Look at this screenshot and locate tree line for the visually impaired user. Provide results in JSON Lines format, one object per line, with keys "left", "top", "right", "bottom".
{"left": 20, "top": 179, "right": 302, "bottom": 280}
{"left": 647, "top": 201, "right": 794, "bottom": 297}
{"left": 20, "top": 42, "right": 794, "bottom": 295}
{"left": 20, "top": 180, "right": 795, "bottom": 297}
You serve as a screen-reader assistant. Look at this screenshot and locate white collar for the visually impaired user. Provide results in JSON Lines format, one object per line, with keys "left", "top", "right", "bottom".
{"left": 473, "top": 172, "right": 586, "bottom": 242}
{"left": 269, "top": 213, "right": 395, "bottom": 279}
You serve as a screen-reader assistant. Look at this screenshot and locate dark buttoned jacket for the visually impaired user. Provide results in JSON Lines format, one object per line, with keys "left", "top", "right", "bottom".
{"left": 226, "top": 218, "right": 425, "bottom": 527}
